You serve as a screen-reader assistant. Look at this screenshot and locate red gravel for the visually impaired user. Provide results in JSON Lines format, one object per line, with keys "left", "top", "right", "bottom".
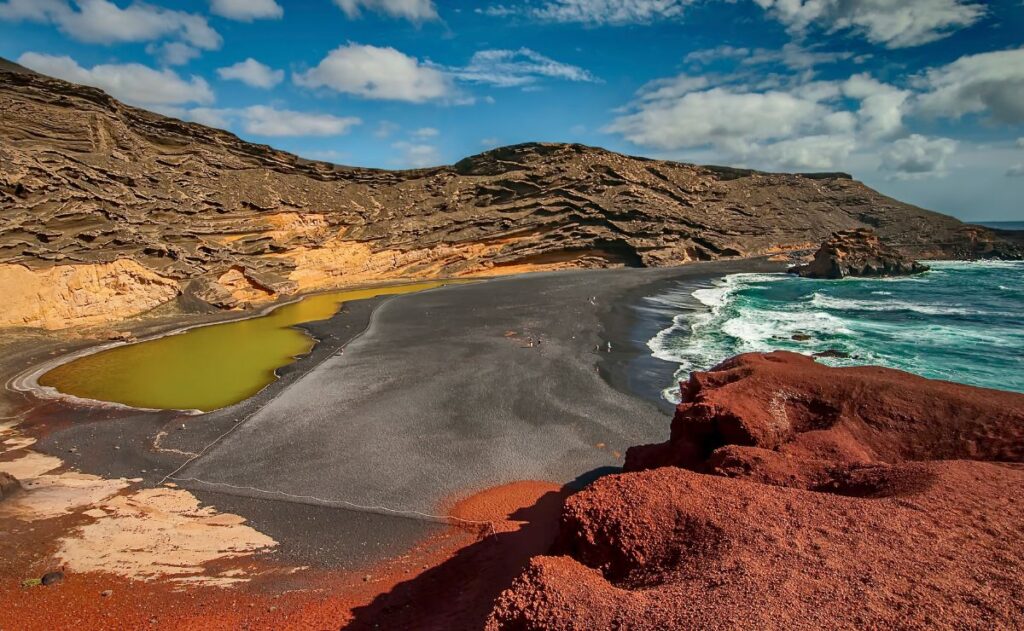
{"left": 488, "top": 352, "right": 1024, "bottom": 629}
{"left": 0, "top": 481, "right": 565, "bottom": 631}
{"left": 345, "top": 481, "right": 566, "bottom": 630}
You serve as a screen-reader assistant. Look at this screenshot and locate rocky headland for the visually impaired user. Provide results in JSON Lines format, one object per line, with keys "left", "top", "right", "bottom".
{"left": 489, "top": 352, "right": 1024, "bottom": 629}
{"left": 2, "top": 59, "right": 1019, "bottom": 329}
{"left": 791, "top": 228, "right": 930, "bottom": 279}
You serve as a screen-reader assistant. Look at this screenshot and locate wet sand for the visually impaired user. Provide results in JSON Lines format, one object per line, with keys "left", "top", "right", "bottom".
{"left": 2, "top": 261, "right": 781, "bottom": 595}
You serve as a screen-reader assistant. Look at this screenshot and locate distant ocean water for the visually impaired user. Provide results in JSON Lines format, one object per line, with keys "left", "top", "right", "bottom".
{"left": 976, "top": 221, "right": 1024, "bottom": 230}
{"left": 647, "top": 261, "right": 1024, "bottom": 402}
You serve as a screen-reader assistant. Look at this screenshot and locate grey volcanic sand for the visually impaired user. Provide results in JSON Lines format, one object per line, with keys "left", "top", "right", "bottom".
{"left": 27, "top": 260, "right": 781, "bottom": 568}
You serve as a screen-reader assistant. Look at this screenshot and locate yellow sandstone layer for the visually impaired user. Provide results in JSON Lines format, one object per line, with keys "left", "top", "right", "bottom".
{"left": 0, "top": 260, "right": 180, "bottom": 330}
{"left": 274, "top": 236, "right": 581, "bottom": 294}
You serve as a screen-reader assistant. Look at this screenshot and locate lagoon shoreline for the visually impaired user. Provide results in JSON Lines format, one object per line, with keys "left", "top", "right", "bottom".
{"left": 1, "top": 260, "right": 781, "bottom": 568}
{"left": 0, "top": 260, "right": 785, "bottom": 628}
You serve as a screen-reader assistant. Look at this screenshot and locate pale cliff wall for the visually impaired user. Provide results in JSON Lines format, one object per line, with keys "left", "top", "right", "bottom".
{"left": 0, "top": 260, "right": 179, "bottom": 330}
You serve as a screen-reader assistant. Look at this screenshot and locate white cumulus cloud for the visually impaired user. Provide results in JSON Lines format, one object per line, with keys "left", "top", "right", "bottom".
{"left": 148, "top": 41, "right": 201, "bottom": 66}
{"left": 217, "top": 58, "right": 284, "bottom": 89}
{"left": 240, "top": 106, "right": 361, "bottom": 136}
{"left": 843, "top": 73, "right": 911, "bottom": 139}
{"left": 0, "top": 0, "right": 221, "bottom": 50}
{"left": 17, "top": 52, "right": 214, "bottom": 107}
{"left": 880, "top": 134, "right": 958, "bottom": 179}
{"left": 333, "top": 0, "right": 437, "bottom": 21}
{"left": 752, "top": 0, "right": 984, "bottom": 48}
{"left": 754, "top": 134, "right": 858, "bottom": 170}
{"left": 295, "top": 43, "right": 451, "bottom": 102}
{"left": 606, "top": 83, "right": 835, "bottom": 155}
{"left": 604, "top": 68, "right": 921, "bottom": 171}
{"left": 393, "top": 141, "right": 441, "bottom": 168}
{"left": 209, "top": 0, "right": 283, "bottom": 22}
{"left": 183, "top": 106, "right": 362, "bottom": 137}
{"left": 915, "top": 48, "right": 1024, "bottom": 124}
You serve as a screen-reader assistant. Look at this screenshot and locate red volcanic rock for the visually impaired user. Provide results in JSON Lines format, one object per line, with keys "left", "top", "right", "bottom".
{"left": 489, "top": 462, "right": 1024, "bottom": 630}
{"left": 624, "top": 351, "right": 1024, "bottom": 479}
{"left": 489, "top": 353, "right": 1024, "bottom": 629}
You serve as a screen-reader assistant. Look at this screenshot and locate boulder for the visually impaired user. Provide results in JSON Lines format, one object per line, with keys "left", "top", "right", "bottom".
{"left": 0, "top": 471, "right": 21, "bottom": 500}
{"left": 624, "top": 351, "right": 1024, "bottom": 474}
{"left": 789, "top": 228, "right": 929, "bottom": 279}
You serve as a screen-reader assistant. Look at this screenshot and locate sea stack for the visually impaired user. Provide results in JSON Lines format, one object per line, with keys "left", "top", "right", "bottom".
{"left": 790, "top": 228, "right": 930, "bottom": 279}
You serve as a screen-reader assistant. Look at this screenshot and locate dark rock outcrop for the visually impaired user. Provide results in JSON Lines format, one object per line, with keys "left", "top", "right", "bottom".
{"left": 0, "top": 472, "right": 20, "bottom": 500}
{"left": 489, "top": 353, "right": 1024, "bottom": 629}
{"left": 2, "top": 61, "right": 1020, "bottom": 328}
{"left": 789, "top": 228, "right": 930, "bottom": 279}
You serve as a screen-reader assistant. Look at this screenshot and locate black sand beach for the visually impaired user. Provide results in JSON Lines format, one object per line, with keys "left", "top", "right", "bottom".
{"left": 7, "top": 260, "right": 782, "bottom": 569}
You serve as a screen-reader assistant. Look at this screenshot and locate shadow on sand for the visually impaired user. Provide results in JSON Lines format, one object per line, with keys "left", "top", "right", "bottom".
{"left": 345, "top": 489, "right": 567, "bottom": 630}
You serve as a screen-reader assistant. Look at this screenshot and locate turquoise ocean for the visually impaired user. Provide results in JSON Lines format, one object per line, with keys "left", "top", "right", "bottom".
{"left": 647, "top": 261, "right": 1024, "bottom": 403}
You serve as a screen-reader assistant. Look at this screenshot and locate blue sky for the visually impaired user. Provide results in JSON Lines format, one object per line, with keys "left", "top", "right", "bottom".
{"left": 1, "top": 0, "right": 1022, "bottom": 221}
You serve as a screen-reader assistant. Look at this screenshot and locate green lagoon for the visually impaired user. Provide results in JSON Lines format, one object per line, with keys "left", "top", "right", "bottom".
{"left": 39, "top": 281, "right": 451, "bottom": 412}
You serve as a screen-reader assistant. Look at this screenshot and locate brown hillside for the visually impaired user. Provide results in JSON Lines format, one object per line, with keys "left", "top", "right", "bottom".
{"left": 1, "top": 63, "right": 1017, "bottom": 328}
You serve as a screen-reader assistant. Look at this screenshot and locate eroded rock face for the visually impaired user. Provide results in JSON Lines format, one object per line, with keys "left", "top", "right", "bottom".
{"left": 2, "top": 64, "right": 1019, "bottom": 328}
{"left": 0, "top": 472, "right": 20, "bottom": 500}
{"left": 489, "top": 353, "right": 1024, "bottom": 630}
{"left": 789, "top": 228, "right": 930, "bottom": 279}
{"left": 0, "top": 259, "right": 180, "bottom": 329}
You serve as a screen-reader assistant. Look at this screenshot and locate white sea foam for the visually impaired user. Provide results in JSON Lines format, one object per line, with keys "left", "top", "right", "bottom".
{"left": 721, "top": 309, "right": 851, "bottom": 344}
{"left": 647, "top": 261, "right": 1024, "bottom": 403}
{"left": 809, "top": 292, "right": 982, "bottom": 316}
{"left": 646, "top": 273, "right": 784, "bottom": 366}
{"left": 691, "top": 285, "right": 731, "bottom": 309}
{"left": 927, "top": 260, "right": 1024, "bottom": 271}
{"left": 648, "top": 272, "right": 837, "bottom": 377}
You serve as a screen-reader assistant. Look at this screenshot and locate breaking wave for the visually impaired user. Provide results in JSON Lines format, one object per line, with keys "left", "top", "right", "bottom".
{"left": 647, "top": 261, "right": 1024, "bottom": 403}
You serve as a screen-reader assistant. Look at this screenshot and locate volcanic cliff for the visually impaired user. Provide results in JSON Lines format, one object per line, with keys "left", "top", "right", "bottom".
{"left": 489, "top": 353, "right": 1024, "bottom": 629}
{"left": 1, "top": 59, "right": 1018, "bottom": 329}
